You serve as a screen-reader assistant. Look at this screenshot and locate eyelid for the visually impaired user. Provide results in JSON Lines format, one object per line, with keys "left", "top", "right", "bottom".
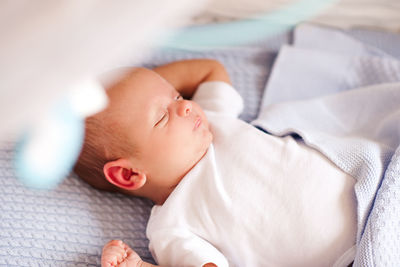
{"left": 155, "top": 94, "right": 179, "bottom": 128}
{"left": 154, "top": 111, "right": 169, "bottom": 127}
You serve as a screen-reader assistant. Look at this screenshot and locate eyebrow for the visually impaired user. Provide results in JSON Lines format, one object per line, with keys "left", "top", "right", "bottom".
{"left": 170, "top": 89, "right": 178, "bottom": 98}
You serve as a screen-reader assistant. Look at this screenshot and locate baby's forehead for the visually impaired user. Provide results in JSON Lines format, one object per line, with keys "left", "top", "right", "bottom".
{"left": 113, "top": 67, "right": 173, "bottom": 95}
{"left": 100, "top": 67, "right": 148, "bottom": 92}
{"left": 117, "top": 68, "right": 161, "bottom": 90}
{"left": 103, "top": 67, "right": 176, "bottom": 120}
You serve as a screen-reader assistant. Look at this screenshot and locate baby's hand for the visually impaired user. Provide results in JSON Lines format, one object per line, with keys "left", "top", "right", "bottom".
{"left": 101, "top": 240, "right": 147, "bottom": 267}
{"left": 101, "top": 239, "right": 216, "bottom": 267}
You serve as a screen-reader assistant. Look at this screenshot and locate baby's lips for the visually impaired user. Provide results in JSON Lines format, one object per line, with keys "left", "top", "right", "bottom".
{"left": 194, "top": 116, "right": 202, "bottom": 130}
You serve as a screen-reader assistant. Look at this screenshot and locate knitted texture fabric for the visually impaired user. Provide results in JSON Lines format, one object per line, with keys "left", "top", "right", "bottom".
{"left": 356, "top": 146, "right": 400, "bottom": 266}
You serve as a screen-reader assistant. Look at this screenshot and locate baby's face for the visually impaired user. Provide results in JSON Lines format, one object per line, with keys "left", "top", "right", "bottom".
{"left": 106, "top": 68, "right": 213, "bottom": 188}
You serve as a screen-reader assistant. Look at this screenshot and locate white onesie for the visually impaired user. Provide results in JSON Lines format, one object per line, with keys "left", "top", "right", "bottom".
{"left": 146, "top": 82, "right": 357, "bottom": 267}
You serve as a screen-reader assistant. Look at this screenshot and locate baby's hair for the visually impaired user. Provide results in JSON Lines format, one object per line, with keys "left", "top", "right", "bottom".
{"left": 74, "top": 112, "right": 133, "bottom": 192}
{"left": 74, "top": 67, "right": 142, "bottom": 192}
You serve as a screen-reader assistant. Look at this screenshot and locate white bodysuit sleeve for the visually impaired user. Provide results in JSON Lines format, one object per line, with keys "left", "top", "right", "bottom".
{"left": 192, "top": 81, "right": 244, "bottom": 118}
{"left": 148, "top": 228, "right": 229, "bottom": 267}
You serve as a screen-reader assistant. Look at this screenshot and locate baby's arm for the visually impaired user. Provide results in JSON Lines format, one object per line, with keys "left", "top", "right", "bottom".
{"left": 101, "top": 240, "right": 217, "bottom": 267}
{"left": 153, "top": 59, "right": 231, "bottom": 99}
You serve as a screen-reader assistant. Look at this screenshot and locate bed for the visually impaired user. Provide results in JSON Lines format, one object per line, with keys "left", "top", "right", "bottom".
{"left": 1, "top": 4, "right": 400, "bottom": 266}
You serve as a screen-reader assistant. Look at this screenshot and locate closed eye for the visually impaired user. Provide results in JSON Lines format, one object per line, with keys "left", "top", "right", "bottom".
{"left": 155, "top": 111, "right": 169, "bottom": 127}
{"left": 154, "top": 93, "right": 180, "bottom": 127}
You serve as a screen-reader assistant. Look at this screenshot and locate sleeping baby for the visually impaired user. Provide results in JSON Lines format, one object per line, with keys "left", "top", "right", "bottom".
{"left": 74, "top": 59, "right": 357, "bottom": 267}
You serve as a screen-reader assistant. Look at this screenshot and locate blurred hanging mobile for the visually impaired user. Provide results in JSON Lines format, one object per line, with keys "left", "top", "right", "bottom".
{"left": 162, "top": 0, "right": 340, "bottom": 49}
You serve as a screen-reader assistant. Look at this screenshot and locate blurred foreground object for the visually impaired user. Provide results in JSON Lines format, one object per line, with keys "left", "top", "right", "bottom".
{"left": 0, "top": 0, "right": 205, "bottom": 188}
{"left": 0, "top": 0, "right": 204, "bottom": 140}
{"left": 14, "top": 79, "right": 107, "bottom": 189}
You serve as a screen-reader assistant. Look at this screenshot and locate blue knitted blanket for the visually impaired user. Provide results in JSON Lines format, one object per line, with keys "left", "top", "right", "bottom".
{"left": 253, "top": 24, "right": 400, "bottom": 267}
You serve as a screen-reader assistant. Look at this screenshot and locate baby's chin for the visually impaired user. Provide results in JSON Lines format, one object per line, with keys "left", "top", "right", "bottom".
{"left": 198, "top": 129, "right": 213, "bottom": 157}
{"left": 202, "top": 130, "right": 213, "bottom": 156}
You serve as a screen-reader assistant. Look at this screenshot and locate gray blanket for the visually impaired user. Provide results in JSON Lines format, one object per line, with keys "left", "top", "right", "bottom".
{"left": 253, "top": 24, "right": 400, "bottom": 266}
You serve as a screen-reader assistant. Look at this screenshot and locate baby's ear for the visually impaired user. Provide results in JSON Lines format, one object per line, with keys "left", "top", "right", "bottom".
{"left": 103, "top": 159, "right": 146, "bottom": 190}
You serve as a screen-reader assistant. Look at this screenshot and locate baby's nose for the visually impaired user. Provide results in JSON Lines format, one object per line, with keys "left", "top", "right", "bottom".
{"left": 177, "top": 100, "right": 192, "bottom": 117}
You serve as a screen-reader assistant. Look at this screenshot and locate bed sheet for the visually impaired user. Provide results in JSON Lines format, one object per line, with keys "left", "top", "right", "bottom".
{"left": 0, "top": 26, "right": 399, "bottom": 266}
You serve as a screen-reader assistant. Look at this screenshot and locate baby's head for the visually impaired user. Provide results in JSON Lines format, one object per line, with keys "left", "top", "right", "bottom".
{"left": 74, "top": 68, "right": 213, "bottom": 203}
